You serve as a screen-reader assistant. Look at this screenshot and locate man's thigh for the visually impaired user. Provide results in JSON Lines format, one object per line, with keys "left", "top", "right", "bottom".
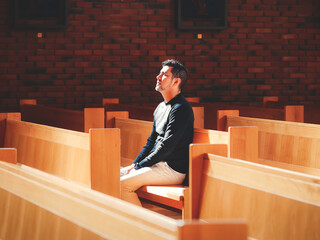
{"left": 120, "top": 162, "right": 184, "bottom": 191}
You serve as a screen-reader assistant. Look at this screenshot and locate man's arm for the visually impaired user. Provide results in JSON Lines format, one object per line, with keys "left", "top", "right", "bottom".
{"left": 133, "top": 122, "right": 157, "bottom": 165}
{"left": 135, "top": 105, "right": 193, "bottom": 169}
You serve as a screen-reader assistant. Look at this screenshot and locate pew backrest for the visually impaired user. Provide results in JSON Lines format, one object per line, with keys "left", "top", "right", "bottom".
{"left": 218, "top": 113, "right": 320, "bottom": 170}
{"left": 191, "top": 102, "right": 304, "bottom": 130}
{"left": 20, "top": 103, "right": 104, "bottom": 133}
{"left": 263, "top": 97, "right": 320, "bottom": 124}
{"left": 2, "top": 118, "right": 120, "bottom": 197}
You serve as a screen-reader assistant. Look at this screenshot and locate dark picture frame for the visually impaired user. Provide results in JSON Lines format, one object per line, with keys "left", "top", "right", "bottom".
{"left": 13, "top": 0, "right": 68, "bottom": 29}
{"left": 177, "top": 0, "right": 227, "bottom": 30}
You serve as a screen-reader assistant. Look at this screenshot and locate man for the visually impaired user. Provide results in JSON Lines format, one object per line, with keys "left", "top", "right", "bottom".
{"left": 120, "top": 59, "right": 194, "bottom": 206}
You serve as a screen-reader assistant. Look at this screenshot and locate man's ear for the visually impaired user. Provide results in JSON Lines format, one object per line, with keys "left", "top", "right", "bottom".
{"left": 173, "top": 77, "right": 181, "bottom": 88}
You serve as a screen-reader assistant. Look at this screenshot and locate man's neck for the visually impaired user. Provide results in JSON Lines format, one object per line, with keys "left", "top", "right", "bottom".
{"left": 161, "top": 90, "right": 181, "bottom": 103}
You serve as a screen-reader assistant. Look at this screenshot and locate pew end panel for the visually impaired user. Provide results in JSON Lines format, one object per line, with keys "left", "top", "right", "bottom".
{"left": 188, "top": 144, "right": 228, "bottom": 219}
{"left": 105, "top": 111, "right": 129, "bottom": 128}
{"left": 90, "top": 128, "right": 121, "bottom": 198}
{"left": 177, "top": 219, "right": 247, "bottom": 240}
{"left": 217, "top": 110, "right": 239, "bottom": 131}
{"left": 0, "top": 148, "right": 17, "bottom": 164}
{"left": 192, "top": 106, "right": 204, "bottom": 129}
{"left": 0, "top": 113, "right": 21, "bottom": 147}
{"left": 84, "top": 108, "right": 105, "bottom": 133}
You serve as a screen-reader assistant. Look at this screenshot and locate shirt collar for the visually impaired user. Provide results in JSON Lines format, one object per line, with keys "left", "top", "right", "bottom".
{"left": 165, "top": 93, "right": 182, "bottom": 105}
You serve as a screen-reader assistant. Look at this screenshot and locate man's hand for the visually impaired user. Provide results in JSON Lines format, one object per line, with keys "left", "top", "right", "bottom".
{"left": 120, "top": 164, "right": 135, "bottom": 177}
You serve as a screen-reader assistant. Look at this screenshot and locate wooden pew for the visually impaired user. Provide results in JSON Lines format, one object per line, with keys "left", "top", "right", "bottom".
{"left": 0, "top": 116, "right": 120, "bottom": 197}
{"left": 0, "top": 160, "right": 247, "bottom": 240}
{"left": 113, "top": 115, "right": 257, "bottom": 165}
{"left": 190, "top": 102, "right": 304, "bottom": 130}
{"left": 20, "top": 99, "right": 104, "bottom": 133}
{"left": 0, "top": 112, "right": 21, "bottom": 147}
{"left": 103, "top": 99, "right": 205, "bottom": 129}
{"left": 110, "top": 114, "right": 257, "bottom": 218}
{"left": 188, "top": 149, "right": 320, "bottom": 239}
{"left": 0, "top": 148, "right": 17, "bottom": 164}
{"left": 185, "top": 97, "right": 201, "bottom": 103}
{"left": 263, "top": 96, "right": 320, "bottom": 125}
{"left": 217, "top": 110, "right": 320, "bottom": 175}
{"left": 262, "top": 96, "right": 279, "bottom": 106}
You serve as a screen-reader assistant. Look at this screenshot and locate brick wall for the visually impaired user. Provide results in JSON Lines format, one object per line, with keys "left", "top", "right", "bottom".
{"left": 0, "top": 0, "right": 320, "bottom": 111}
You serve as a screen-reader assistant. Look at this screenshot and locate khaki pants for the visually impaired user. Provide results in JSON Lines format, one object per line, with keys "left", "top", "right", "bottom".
{"left": 120, "top": 162, "right": 186, "bottom": 206}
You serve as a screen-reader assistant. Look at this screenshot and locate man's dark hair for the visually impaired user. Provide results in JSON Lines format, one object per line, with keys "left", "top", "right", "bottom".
{"left": 162, "top": 59, "right": 188, "bottom": 90}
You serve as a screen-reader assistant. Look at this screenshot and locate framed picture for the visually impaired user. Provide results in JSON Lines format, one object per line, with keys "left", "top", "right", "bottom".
{"left": 13, "top": 0, "right": 68, "bottom": 29}
{"left": 177, "top": 0, "right": 228, "bottom": 30}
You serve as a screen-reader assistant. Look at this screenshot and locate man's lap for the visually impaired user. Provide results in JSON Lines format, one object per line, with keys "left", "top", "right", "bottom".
{"left": 120, "top": 162, "right": 185, "bottom": 192}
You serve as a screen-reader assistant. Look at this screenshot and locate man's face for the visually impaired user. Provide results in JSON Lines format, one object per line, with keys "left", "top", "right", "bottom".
{"left": 155, "top": 65, "right": 174, "bottom": 92}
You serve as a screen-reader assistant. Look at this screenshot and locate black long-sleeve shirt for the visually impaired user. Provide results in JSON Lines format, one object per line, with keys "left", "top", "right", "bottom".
{"left": 133, "top": 93, "right": 194, "bottom": 174}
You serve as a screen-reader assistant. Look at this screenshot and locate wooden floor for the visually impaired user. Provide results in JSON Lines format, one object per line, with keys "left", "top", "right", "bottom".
{"left": 141, "top": 199, "right": 182, "bottom": 219}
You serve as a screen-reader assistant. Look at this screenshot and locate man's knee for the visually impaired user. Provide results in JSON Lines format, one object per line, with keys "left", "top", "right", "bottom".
{"left": 120, "top": 177, "right": 138, "bottom": 195}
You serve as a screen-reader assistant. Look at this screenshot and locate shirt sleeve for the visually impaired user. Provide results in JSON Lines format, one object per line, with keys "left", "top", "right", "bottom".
{"left": 135, "top": 105, "right": 191, "bottom": 169}
{"left": 133, "top": 121, "right": 157, "bottom": 165}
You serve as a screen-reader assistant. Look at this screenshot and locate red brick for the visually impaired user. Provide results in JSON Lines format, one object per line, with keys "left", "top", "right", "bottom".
{"left": 248, "top": 68, "right": 265, "bottom": 73}
{"left": 75, "top": 50, "right": 92, "bottom": 55}
{"left": 256, "top": 28, "right": 273, "bottom": 33}
{"left": 282, "top": 56, "right": 299, "bottom": 61}
{"left": 56, "top": 50, "right": 74, "bottom": 55}
{"left": 282, "top": 34, "right": 297, "bottom": 39}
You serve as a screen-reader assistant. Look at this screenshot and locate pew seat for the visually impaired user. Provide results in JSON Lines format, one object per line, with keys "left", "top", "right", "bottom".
{"left": 136, "top": 185, "right": 187, "bottom": 210}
